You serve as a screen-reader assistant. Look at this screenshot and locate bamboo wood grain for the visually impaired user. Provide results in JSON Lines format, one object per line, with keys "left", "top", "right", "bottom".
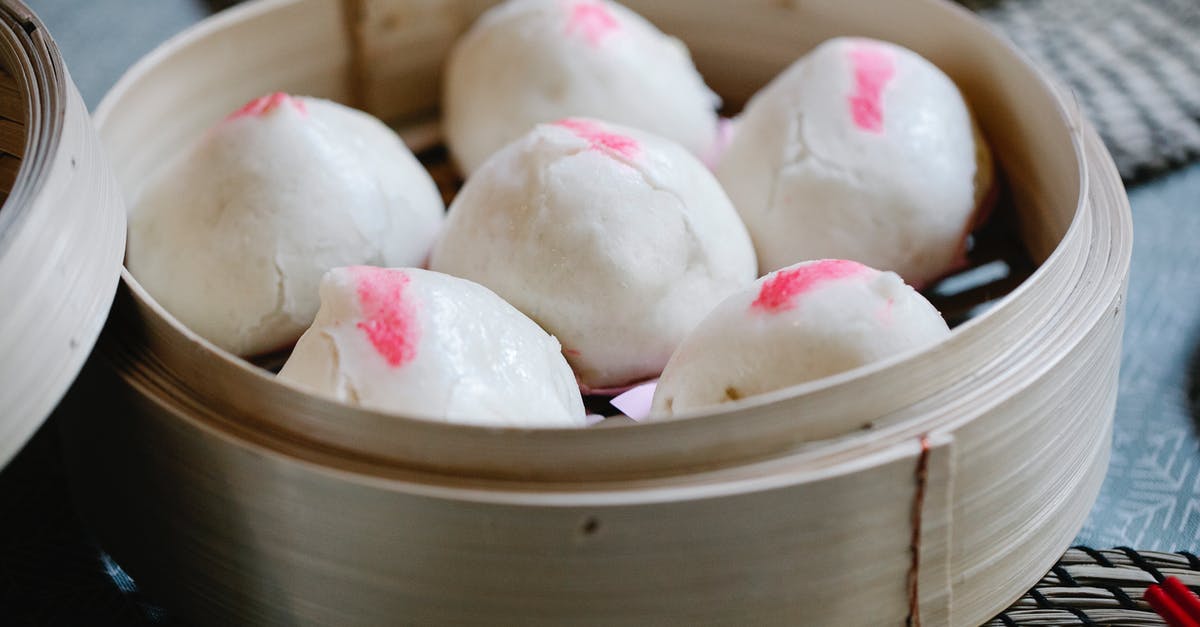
{"left": 0, "top": 0, "right": 125, "bottom": 468}
{"left": 54, "top": 0, "right": 1134, "bottom": 624}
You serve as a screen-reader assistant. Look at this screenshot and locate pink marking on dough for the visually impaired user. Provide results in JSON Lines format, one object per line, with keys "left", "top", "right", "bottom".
{"left": 877, "top": 297, "right": 895, "bottom": 326}
{"left": 566, "top": 1, "right": 620, "bottom": 46}
{"left": 226, "top": 92, "right": 308, "bottom": 121}
{"left": 751, "top": 260, "right": 870, "bottom": 314}
{"left": 554, "top": 118, "right": 640, "bottom": 159}
{"left": 351, "top": 266, "right": 419, "bottom": 368}
{"left": 847, "top": 44, "right": 895, "bottom": 133}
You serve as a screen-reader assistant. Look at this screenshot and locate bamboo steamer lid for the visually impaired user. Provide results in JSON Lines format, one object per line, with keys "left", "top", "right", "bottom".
{"left": 29, "top": 0, "right": 1135, "bottom": 625}
{"left": 0, "top": 0, "right": 124, "bottom": 468}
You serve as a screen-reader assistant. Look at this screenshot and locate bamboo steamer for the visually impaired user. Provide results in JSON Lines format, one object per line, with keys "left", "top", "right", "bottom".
{"left": 51, "top": 0, "right": 1133, "bottom": 625}
{"left": 0, "top": 0, "right": 124, "bottom": 468}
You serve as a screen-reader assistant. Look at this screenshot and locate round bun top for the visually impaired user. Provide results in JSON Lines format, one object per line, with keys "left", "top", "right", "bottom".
{"left": 443, "top": 0, "right": 721, "bottom": 174}
{"left": 652, "top": 259, "right": 950, "bottom": 416}
{"left": 126, "top": 94, "right": 445, "bottom": 356}
{"left": 718, "top": 37, "right": 993, "bottom": 287}
{"left": 431, "top": 117, "right": 756, "bottom": 390}
{"left": 279, "top": 266, "right": 587, "bottom": 427}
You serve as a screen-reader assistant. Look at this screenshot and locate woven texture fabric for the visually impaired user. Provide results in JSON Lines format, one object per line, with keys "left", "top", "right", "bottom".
{"left": 988, "top": 547, "right": 1200, "bottom": 625}
{"left": 965, "top": 0, "right": 1200, "bottom": 181}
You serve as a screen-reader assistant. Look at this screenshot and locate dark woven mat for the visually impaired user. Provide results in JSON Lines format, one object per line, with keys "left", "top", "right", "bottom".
{"left": 989, "top": 547, "right": 1200, "bottom": 625}
{"left": 964, "top": 0, "right": 1200, "bottom": 182}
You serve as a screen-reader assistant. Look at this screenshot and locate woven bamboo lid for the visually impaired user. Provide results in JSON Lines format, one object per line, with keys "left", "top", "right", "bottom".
{"left": 0, "top": 0, "right": 125, "bottom": 467}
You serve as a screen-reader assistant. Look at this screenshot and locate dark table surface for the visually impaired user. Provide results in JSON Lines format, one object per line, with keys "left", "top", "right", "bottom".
{"left": 3, "top": 0, "right": 1199, "bottom": 623}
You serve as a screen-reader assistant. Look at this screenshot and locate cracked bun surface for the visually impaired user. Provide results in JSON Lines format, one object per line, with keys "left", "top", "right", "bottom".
{"left": 126, "top": 93, "right": 445, "bottom": 357}
{"left": 277, "top": 267, "right": 586, "bottom": 427}
{"left": 717, "top": 37, "right": 994, "bottom": 287}
{"left": 430, "top": 118, "right": 757, "bottom": 390}
{"left": 650, "top": 259, "right": 950, "bottom": 417}
{"left": 443, "top": 0, "right": 721, "bottom": 175}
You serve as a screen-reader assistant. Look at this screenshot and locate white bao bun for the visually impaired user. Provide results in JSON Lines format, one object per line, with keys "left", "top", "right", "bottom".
{"left": 717, "top": 37, "right": 994, "bottom": 287}
{"left": 430, "top": 117, "right": 757, "bottom": 390}
{"left": 651, "top": 259, "right": 950, "bottom": 416}
{"left": 278, "top": 267, "right": 587, "bottom": 428}
{"left": 443, "top": 0, "right": 720, "bottom": 174}
{"left": 127, "top": 94, "right": 445, "bottom": 356}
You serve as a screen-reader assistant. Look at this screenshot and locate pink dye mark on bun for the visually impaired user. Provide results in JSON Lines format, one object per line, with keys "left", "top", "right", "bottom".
{"left": 847, "top": 43, "right": 895, "bottom": 133}
{"left": 351, "top": 266, "right": 419, "bottom": 368}
{"left": 566, "top": 1, "right": 620, "bottom": 46}
{"left": 877, "top": 297, "right": 896, "bottom": 326}
{"left": 226, "top": 92, "right": 308, "bottom": 121}
{"left": 554, "top": 118, "right": 640, "bottom": 159}
{"left": 752, "top": 260, "right": 870, "bottom": 314}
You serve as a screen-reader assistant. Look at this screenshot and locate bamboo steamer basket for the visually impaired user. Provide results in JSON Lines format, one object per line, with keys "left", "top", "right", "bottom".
{"left": 52, "top": 0, "right": 1133, "bottom": 625}
{"left": 0, "top": 0, "right": 124, "bottom": 468}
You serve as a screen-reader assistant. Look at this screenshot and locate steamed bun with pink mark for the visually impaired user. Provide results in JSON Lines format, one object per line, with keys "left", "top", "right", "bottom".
{"left": 127, "top": 93, "right": 445, "bottom": 357}
{"left": 717, "top": 37, "right": 994, "bottom": 287}
{"left": 650, "top": 260, "right": 950, "bottom": 417}
{"left": 430, "top": 118, "right": 757, "bottom": 390}
{"left": 443, "top": 0, "right": 721, "bottom": 174}
{"left": 278, "top": 267, "right": 586, "bottom": 427}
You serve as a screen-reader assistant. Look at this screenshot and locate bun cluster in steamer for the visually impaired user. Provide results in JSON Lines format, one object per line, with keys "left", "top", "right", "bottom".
{"left": 123, "top": 0, "right": 994, "bottom": 428}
